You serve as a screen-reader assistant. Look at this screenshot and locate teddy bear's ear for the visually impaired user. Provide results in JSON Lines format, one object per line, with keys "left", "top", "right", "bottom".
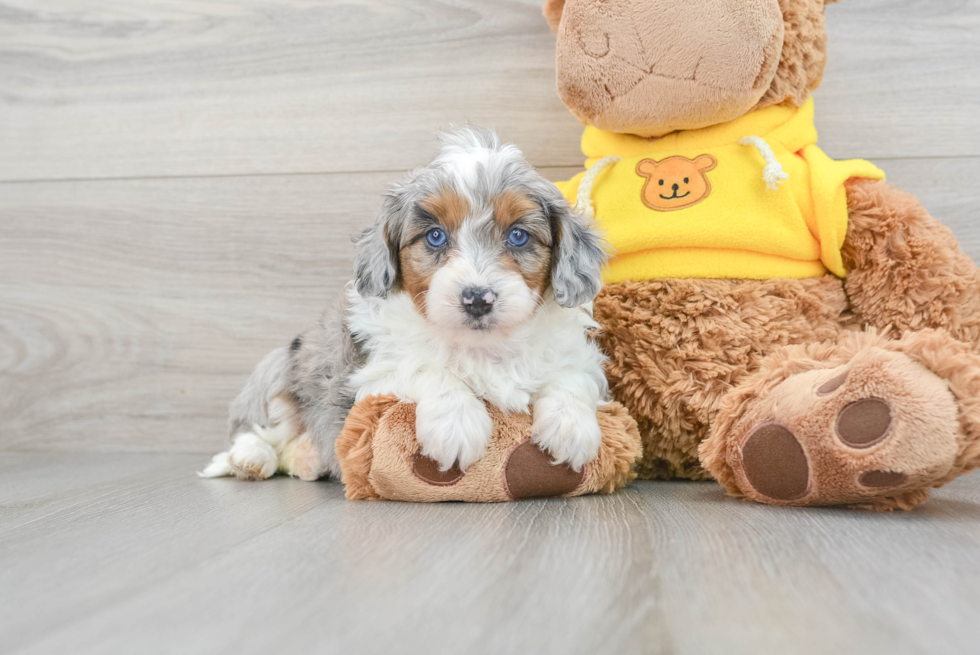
{"left": 542, "top": 0, "right": 565, "bottom": 34}
{"left": 754, "top": 0, "right": 833, "bottom": 112}
{"left": 636, "top": 159, "right": 659, "bottom": 177}
{"left": 694, "top": 155, "right": 718, "bottom": 173}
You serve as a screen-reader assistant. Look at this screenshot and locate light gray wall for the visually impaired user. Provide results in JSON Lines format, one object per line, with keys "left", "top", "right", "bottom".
{"left": 1, "top": 0, "right": 978, "bottom": 453}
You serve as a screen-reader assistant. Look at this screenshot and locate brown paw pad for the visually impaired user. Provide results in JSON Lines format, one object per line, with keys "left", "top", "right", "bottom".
{"left": 413, "top": 453, "right": 463, "bottom": 486}
{"left": 836, "top": 398, "right": 892, "bottom": 448}
{"left": 859, "top": 470, "right": 907, "bottom": 488}
{"left": 740, "top": 424, "right": 810, "bottom": 501}
{"left": 504, "top": 442, "right": 585, "bottom": 500}
{"left": 816, "top": 369, "right": 849, "bottom": 396}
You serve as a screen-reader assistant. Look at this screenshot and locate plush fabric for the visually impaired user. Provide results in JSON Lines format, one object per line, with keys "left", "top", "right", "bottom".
{"left": 335, "top": 397, "right": 642, "bottom": 502}
{"left": 542, "top": 0, "right": 565, "bottom": 33}
{"left": 547, "top": 0, "right": 837, "bottom": 136}
{"left": 549, "top": 0, "right": 836, "bottom": 136}
{"left": 542, "top": 0, "right": 980, "bottom": 509}
{"left": 594, "top": 275, "right": 850, "bottom": 481}
{"left": 552, "top": 0, "right": 781, "bottom": 137}
{"left": 842, "top": 179, "right": 980, "bottom": 348}
{"left": 753, "top": 0, "right": 833, "bottom": 112}
{"left": 591, "top": 179, "right": 980, "bottom": 507}
{"left": 554, "top": 99, "right": 884, "bottom": 282}
{"left": 700, "top": 329, "right": 980, "bottom": 510}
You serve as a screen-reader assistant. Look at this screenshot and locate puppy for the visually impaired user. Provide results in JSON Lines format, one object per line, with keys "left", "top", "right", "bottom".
{"left": 201, "top": 127, "right": 609, "bottom": 481}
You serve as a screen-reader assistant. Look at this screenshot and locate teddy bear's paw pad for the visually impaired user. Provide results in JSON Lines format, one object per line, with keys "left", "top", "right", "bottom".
{"left": 836, "top": 398, "right": 892, "bottom": 448}
{"left": 740, "top": 424, "right": 810, "bottom": 501}
{"left": 504, "top": 442, "right": 585, "bottom": 500}
{"left": 816, "top": 369, "right": 849, "bottom": 396}
{"left": 858, "top": 470, "right": 908, "bottom": 488}
{"left": 413, "top": 452, "right": 464, "bottom": 486}
{"left": 739, "top": 398, "right": 909, "bottom": 504}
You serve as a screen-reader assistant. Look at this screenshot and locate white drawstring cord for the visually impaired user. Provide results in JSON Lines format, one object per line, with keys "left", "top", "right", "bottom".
{"left": 574, "top": 156, "right": 621, "bottom": 219}
{"left": 739, "top": 136, "right": 788, "bottom": 190}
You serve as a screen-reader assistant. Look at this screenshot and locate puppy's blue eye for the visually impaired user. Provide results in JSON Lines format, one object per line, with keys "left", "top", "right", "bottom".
{"left": 508, "top": 228, "right": 529, "bottom": 247}
{"left": 426, "top": 228, "right": 447, "bottom": 247}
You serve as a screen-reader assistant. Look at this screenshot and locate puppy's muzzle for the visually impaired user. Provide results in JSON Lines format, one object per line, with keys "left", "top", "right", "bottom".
{"left": 461, "top": 287, "right": 495, "bottom": 318}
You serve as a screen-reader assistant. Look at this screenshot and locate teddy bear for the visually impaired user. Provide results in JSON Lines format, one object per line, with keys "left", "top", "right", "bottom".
{"left": 543, "top": 0, "right": 980, "bottom": 509}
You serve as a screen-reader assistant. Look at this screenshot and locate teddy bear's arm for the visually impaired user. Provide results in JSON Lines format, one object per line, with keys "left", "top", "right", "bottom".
{"left": 841, "top": 178, "right": 980, "bottom": 348}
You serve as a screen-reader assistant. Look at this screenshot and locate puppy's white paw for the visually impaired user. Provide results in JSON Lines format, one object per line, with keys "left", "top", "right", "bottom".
{"left": 199, "top": 451, "right": 233, "bottom": 478}
{"left": 531, "top": 396, "right": 602, "bottom": 472}
{"left": 227, "top": 432, "right": 278, "bottom": 480}
{"left": 415, "top": 393, "right": 492, "bottom": 472}
{"left": 278, "top": 434, "right": 324, "bottom": 481}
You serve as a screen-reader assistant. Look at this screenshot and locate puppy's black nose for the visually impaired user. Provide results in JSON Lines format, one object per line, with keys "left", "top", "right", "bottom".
{"left": 461, "top": 287, "right": 495, "bottom": 318}
{"left": 672, "top": 183, "right": 680, "bottom": 191}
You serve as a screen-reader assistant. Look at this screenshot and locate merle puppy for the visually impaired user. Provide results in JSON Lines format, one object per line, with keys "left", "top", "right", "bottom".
{"left": 201, "top": 127, "right": 609, "bottom": 482}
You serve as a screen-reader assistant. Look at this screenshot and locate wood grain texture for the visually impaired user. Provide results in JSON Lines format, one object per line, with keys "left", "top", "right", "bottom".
{"left": 2, "top": 160, "right": 979, "bottom": 452}
{"left": 2, "top": 4, "right": 979, "bottom": 653}
{"left": 1, "top": 0, "right": 978, "bottom": 183}
{"left": 0, "top": 171, "right": 385, "bottom": 452}
{"left": 2, "top": 452, "right": 979, "bottom": 655}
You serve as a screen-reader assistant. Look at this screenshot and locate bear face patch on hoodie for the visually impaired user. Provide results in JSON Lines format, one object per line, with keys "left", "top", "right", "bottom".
{"left": 555, "top": 99, "right": 885, "bottom": 283}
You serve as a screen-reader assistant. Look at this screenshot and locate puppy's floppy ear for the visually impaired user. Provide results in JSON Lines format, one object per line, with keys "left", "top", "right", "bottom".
{"left": 542, "top": 0, "right": 566, "bottom": 34}
{"left": 539, "top": 185, "right": 607, "bottom": 308}
{"left": 353, "top": 194, "right": 403, "bottom": 298}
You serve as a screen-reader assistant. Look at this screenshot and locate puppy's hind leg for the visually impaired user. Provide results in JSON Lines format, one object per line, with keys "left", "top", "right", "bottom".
{"left": 200, "top": 346, "right": 323, "bottom": 481}
{"left": 257, "top": 394, "right": 326, "bottom": 481}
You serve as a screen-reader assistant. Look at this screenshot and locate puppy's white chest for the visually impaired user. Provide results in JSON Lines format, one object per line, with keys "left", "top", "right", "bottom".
{"left": 451, "top": 354, "right": 536, "bottom": 412}
{"left": 347, "top": 290, "right": 597, "bottom": 413}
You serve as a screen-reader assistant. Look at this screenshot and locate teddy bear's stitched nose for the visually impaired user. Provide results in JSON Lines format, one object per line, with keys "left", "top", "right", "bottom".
{"left": 672, "top": 183, "right": 679, "bottom": 192}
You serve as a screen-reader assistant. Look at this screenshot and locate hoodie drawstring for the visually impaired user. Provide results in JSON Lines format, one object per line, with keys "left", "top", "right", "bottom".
{"left": 739, "top": 136, "right": 788, "bottom": 190}
{"left": 574, "top": 156, "right": 621, "bottom": 220}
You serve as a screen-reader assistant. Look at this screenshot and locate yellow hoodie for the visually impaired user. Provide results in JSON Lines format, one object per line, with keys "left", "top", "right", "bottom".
{"left": 554, "top": 99, "right": 885, "bottom": 283}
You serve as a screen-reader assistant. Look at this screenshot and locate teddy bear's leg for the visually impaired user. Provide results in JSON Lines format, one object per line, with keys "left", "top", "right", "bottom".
{"left": 594, "top": 276, "right": 849, "bottom": 480}
{"left": 700, "top": 329, "right": 980, "bottom": 509}
{"left": 843, "top": 178, "right": 980, "bottom": 347}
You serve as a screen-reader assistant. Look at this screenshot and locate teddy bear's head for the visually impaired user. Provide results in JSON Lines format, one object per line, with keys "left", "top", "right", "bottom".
{"left": 543, "top": 0, "right": 837, "bottom": 137}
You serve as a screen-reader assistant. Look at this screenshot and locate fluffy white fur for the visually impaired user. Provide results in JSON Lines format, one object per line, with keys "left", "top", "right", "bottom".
{"left": 202, "top": 432, "right": 278, "bottom": 480}
{"left": 347, "top": 285, "right": 609, "bottom": 472}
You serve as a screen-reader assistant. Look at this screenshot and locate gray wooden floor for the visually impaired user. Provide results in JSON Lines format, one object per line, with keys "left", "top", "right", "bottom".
{"left": 3, "top": 453, "right": 980, "bottom": 655}
{"left": 3, "top": 1, "right": 980, "bottom": 653}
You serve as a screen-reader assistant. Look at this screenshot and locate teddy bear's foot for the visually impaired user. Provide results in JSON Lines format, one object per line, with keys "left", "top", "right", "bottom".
{"left": 337, "top": 396, "right": 642, "bottom": 502}
{"left": 700, "top": 329, "right": 980, "bottom": 510}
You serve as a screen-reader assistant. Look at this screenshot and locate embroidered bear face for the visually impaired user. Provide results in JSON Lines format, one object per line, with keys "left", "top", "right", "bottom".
{"left": 636, "top": 155, "right": 718, "bottom": 211}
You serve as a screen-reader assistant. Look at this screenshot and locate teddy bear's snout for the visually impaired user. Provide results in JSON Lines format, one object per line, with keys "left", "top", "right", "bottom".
{"left": 555, "top": 0, "right": 786, "bottom": 137}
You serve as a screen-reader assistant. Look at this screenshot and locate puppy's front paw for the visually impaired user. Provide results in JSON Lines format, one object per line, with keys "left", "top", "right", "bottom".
{"left": 415, "top": 393, "right": 492, "bottom": 472}
{"left": 531, "top": 396, "right": 602, "bottom": 472}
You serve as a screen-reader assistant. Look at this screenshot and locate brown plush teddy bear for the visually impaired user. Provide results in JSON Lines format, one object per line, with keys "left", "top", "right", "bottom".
{"left": 544, "top": 0, "right": 980, "bottom": 509}
{"left": 336, "top": 397, "right": 641, "bottom": 502}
